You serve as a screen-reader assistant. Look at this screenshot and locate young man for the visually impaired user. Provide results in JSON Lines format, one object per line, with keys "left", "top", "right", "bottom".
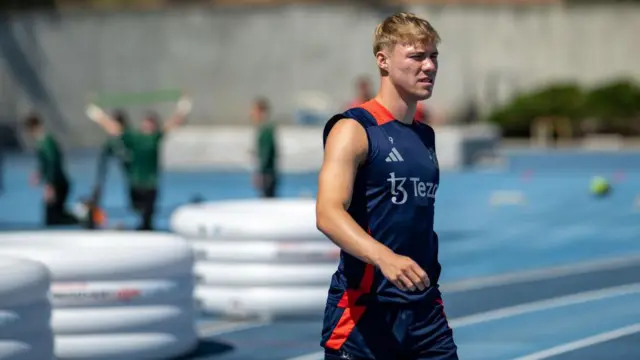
{"left": 316, "top": 12, "right": 458, "bottom": 360}
{"left": 86, "top": 96, "right": 192, "bottom": 230}
{"left": 251, "top": 97, "right": 279, "bottom": 198}
{"left": 24, "top": 113, "right": 78, "bottom": 226}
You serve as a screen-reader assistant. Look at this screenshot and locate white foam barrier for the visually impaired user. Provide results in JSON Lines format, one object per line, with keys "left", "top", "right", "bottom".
{"left": 0, "top": 255, "right": 54, "bottom": 360}
{"left": 195, "top": 263, "right": 335, "bottom": 287}
{"left": 0, "top": 231, "right": 197, "bottom": 360}
{"left": 170, "top": 198, "right": 324, "bottom": 240}
{"left": 196, "top": 286, "right": 329, "bottom": 319}
{"left": 171, "top": 199, "right": 339, "bottom": 319}
{"left": 192, "top": 240, "right": 340, "bottom": 263}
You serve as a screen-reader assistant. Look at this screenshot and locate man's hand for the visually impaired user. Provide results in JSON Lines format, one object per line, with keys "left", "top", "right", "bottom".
{"left": 44, "top": 184, "right": 55, "bottom": 203}
{"left": 85, "top": 104, "right": 107, "bottom": 123}
{"left": 176, "top": 95, "right": 193, "bottom": 117}
{"left": 86, "top": 104, "right": 123, "bottom": 136}
{"left": 375, "top": 249, "right": 430, "bottom": 291}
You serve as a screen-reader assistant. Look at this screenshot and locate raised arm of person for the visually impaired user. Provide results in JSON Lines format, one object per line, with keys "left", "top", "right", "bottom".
{"left": 85, "top": 104, "right": 124, "bottom": 136}
{"left": 163, "top": 95, "right": 192, "bottom": 133}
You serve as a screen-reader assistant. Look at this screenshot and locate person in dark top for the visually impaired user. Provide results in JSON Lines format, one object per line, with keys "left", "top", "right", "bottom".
{"left": 23, "top": 113, "right": 78, "bottom": 226}
{"left": 316, "top": 12, "right": 458, "bottom": 360}
{"left": 251, "top": 97, "right": 279, "bottom": 198}
{"left": 86, "top": 95, "right": 192, "bottom": 231}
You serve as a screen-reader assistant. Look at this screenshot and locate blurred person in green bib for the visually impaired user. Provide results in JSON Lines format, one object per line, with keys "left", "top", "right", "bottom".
{"left": 86, "top": 95, "right": 192, "bottom": 230}
{"left": 251, "top": 97, "right": 279, "bottom": 198}
{"left": 23, "top": 113, "right": 79, "bottom": 226}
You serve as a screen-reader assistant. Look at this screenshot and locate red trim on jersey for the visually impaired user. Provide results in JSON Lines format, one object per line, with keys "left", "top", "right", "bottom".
{"left": 359, "top": 99, "right": 426, "bottom": 124}
{"left": 359, "top": 99, "right": 395, "bottom": 125}
{"left": 325, "top": 228, "right": 376, "bottom": 350}
{"left": 325, "top": 264, "right": 375, "bottom": 350}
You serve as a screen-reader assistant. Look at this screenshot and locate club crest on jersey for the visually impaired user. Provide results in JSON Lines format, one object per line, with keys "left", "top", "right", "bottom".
{"left": 427, "top": 148, "right": 439, "bottom": 169}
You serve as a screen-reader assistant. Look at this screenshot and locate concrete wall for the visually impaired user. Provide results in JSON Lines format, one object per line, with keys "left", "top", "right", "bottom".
{"left": 1, "top": 4, "right": 639, "bottom": 147}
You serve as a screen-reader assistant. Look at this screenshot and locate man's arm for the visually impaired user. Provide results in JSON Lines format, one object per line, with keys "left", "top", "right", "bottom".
{"left": 163, "top": 95, "right": 192, "bottom": 133}
{"left": 316, "top": 119, "right": 430, "bottom": 292}
{"left": 316, "top": 119, "right": 383, "bottom": 264}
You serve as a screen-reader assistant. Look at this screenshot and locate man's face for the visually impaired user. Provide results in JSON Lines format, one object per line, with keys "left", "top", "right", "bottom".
{"left": 140, "top": 117, "right": 157, "bottom": 133}
{"left": 250, "top": 104, "right": 265, "bottom": 125}
{"left": 26, "top": 125, "right": 42, "bottom": 138}
{"left": 380, "top": 41, "right": 439, "bottom": 101}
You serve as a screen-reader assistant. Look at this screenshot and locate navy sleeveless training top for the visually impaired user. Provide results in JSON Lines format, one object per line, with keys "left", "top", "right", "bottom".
{"left": 322, "top": 99, "right": 442, "bottom": 305}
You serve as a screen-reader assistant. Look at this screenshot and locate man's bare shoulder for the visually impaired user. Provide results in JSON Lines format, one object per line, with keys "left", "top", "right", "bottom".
{"left": 324, "top": 117, "right": 368, "bottom": 162}
{"left": 330, "top": 117, "right": 363, "bottom": 131}
{"left": 325, "top": 117, "right": 367, "bottom": 143}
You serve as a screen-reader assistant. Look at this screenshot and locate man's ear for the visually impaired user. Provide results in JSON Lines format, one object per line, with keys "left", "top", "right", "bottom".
{"left": 376, "top": 50, "right": 388, "bottom": 72}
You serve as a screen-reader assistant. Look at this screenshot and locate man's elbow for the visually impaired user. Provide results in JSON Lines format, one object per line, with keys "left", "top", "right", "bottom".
{"left": 315, "top": 200, "right": 346, "bottom": 236}
{"left": 315, "top": 204, "right": 329, "bottom": 235}
{"left": 316, "top": 201, "right": 336, "bottom": 236}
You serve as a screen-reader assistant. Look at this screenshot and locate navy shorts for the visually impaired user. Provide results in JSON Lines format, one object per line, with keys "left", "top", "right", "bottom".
{"left": 321, "top": 293, "right": 458, "bottom": 360}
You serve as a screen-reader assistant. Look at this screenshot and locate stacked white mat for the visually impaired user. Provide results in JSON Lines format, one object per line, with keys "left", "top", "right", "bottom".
{"left": 0, "top": 231, "right": 198, "bottom": 360}
{"left": 0, "top": 255, "right": 54, "bottom": 360}
{"left": 170, "top": 198, "right": 340, "bottom": 319}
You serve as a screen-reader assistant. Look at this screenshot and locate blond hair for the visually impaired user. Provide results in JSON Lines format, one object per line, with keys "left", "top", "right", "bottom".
{"left": 373, "top": 12, "right": 441, "bottom": 55}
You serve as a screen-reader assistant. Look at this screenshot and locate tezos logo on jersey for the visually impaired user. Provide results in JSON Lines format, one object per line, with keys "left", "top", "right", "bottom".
{"left": 387, "top": 172, "right": 437, "bottom": 205}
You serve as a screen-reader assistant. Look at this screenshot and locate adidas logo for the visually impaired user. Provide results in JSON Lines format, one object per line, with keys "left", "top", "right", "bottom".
{"left": 385, "top": 147, "right": 404, "bottom": 162}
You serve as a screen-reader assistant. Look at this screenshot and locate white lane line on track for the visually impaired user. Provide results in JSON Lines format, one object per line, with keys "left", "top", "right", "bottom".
{"left": 442, "top": 254, "right": 640, "bottom": 293}
{"left": 512, "top": 323, "right": 640, "bottom": 360}
{"left": 286, "top": 282, "right": 640, "bottom": 360}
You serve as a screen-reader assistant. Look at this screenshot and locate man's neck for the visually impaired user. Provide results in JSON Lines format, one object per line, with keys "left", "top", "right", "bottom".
{"left": 375, "top": 81, "right": 416, "bottom": 125}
